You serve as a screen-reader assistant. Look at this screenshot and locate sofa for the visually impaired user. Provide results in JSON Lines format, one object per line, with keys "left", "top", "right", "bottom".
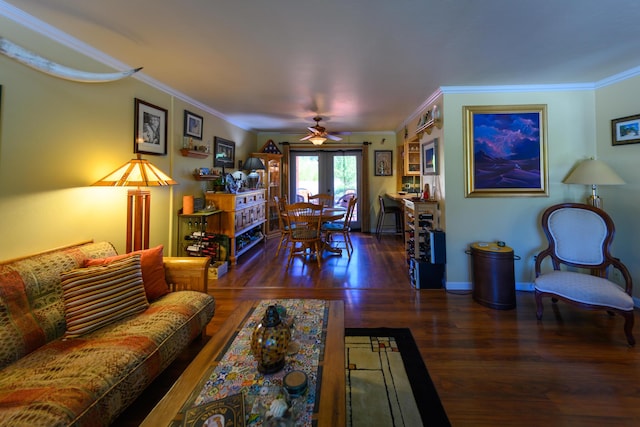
{"left": 0, "top": 241, "right": 216, "bottom": 426}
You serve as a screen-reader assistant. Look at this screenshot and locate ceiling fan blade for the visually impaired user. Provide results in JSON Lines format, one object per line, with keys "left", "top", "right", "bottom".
{"left": 300, "top": 134, "right": 313, "bottom": 141}
{"left": 327, "top": 134, "right": 342, "bottom": 141}
{"left": 307, "top": 126, "right": 317, "bottom": 133}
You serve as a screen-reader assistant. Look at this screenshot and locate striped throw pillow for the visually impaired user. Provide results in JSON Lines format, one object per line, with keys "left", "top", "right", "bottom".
{"left": 61, "top": 254, "right": 149, "bottom": 339}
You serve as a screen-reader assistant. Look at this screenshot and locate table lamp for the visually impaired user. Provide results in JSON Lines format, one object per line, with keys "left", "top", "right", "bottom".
{"left": 563, "top": 158, "right": 624, "bottom": 209}
{"left": 92, "top": 154, "right": 177, "bottom": 252}
{"left": 244, "top": 157, "right": 265, "bottom": 189}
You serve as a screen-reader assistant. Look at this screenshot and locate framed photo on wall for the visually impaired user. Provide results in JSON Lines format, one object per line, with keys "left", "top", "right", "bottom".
{"left": 463, "top": 104, "right": 548, "bottom": 197}
{"left": 134, "top": 98, "right": 167, "bottom": 155}
{"left": 611, "top": 114, "right": 640, "bottom": 146}
{"left": 213, "top": 136, "right": 235, "bottom": 168}
{"left": 374, "top": 150, "right": 393, "bottom": 176}
{"left": 184, "top": 110, "right": 203, "bottom": 140}
{"left": 422, "top": 138, "right": 438, "bottom": 175}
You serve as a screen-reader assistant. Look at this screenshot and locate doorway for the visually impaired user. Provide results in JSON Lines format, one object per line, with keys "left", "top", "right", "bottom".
{"left": 289, "top": 150, "right": 362, "bottom": 229}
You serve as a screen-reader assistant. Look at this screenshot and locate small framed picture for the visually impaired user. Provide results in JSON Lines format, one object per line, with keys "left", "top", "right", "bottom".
{"left": 611, "top": 114, "right": 640, "bottom": 146}
{"left": 422, "top": 138, "right": 438, "bottom": 175}
{"left": 374, "top": 150, "right": 393, "bottom": 176}
{"left": 214, "top": 136, "right": 235, "bottom": 168}
{"left": 184, "top": 110, "right": 203, "bottom": 140}
{"left": 134, "top": 98, "right": 167, "bottom": 155}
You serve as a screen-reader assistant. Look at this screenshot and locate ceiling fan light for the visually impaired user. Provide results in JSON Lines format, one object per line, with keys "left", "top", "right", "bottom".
{"left": 309, "top": 135, "right": 326, "bottom": 145}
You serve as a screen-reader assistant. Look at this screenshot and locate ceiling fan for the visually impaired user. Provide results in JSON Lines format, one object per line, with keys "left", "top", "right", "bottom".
{"left": 300, "top": 116, "right": 342, "bottom": 145}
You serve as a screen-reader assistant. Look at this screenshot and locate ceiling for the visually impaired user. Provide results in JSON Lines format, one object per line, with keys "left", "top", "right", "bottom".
{"left": 3, "top": 0, "right": 640, "bottom": 135}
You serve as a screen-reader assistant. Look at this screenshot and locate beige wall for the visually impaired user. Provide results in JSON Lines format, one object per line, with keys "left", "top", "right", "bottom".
{"left": 0, "top": 18, "right": 255, "bottom": 259}
{"left": 595, "top": 75, "right": 640, "bottom": 298}
{"left": 441, "top": 90, "right": 597, "bottom": 289}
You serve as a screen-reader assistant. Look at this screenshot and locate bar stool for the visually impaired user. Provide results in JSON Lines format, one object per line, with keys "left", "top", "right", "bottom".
{"left": 376, "top": 195, "right": 402, "bottom": 240}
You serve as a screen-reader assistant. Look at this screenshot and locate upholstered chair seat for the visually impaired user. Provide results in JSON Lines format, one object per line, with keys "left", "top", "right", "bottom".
{"left": 535, "top": 271, "right": 634, "bottom": 311}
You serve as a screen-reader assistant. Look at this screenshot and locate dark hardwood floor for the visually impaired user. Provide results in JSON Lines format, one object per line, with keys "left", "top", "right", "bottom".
{"left": 117, "top": 232, "right": 640, "bottom": 426}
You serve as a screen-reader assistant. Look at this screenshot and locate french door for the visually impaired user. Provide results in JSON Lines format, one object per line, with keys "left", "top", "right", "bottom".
{"left": 289, "top": 150, "right": 362, "bottom": 229}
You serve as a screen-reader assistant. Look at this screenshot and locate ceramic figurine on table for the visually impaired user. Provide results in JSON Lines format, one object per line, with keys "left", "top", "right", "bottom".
{"left": 251, "top": 305, "right": 291, "bottom": 373}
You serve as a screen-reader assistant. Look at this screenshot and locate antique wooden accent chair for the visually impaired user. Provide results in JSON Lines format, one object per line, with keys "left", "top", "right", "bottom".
{"left": 285, "top": 202, "right": 324, "bottom": 267}
{"left": 534, "top": 203, "right": 635, "bottom": 346}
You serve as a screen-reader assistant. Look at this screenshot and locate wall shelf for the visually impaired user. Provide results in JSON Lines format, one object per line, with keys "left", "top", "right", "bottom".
{"left": 180, "top": 148, "right": 210, "bottom": 159}
{"left": 193, "top": 173, "right": 221, "bottom": 181}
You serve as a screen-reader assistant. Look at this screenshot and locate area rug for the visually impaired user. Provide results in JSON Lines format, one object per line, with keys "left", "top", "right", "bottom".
{"left": 345, "top": 328, "right": 450, "bottom": 427}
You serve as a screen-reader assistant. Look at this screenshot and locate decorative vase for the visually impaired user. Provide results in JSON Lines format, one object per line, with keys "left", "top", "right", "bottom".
{"left": 251, "top": 305, "right": 291, "bottom": 374}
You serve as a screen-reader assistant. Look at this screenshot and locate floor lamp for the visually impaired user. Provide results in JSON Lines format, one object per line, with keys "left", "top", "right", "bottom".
{"left": 92, "top": 154, "right": 177, "bottom": 252}
{"left": 563, "top": 158, "right": 624, "bottom": 209}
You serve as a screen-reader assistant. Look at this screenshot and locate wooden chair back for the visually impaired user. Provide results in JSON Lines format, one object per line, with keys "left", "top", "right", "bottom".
{"left": 308, "top": 193, "right": 333, "bottom": 207}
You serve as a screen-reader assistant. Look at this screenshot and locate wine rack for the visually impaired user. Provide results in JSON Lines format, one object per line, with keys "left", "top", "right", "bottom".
{"left": 403, "top": 199, "right": 445, "bottom": 289}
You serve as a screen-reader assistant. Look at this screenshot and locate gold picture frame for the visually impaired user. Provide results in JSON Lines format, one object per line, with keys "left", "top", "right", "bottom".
{"left": 463, "top": 104, "right": 548, "bottom": 197}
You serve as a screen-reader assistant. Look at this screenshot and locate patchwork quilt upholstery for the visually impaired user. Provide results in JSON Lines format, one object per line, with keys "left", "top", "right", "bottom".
{"left": 0, "top": 242, "right": 215, "bottom": 426}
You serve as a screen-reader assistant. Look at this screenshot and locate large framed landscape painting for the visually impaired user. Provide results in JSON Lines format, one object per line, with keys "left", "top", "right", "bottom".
{"left": 463, "top": 104, "right": 548, "bottom": 197}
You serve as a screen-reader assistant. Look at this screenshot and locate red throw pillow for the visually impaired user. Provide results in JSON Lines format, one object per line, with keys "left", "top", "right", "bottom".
{"left": 84, "top": 245, "right": 169, "bottom": 301}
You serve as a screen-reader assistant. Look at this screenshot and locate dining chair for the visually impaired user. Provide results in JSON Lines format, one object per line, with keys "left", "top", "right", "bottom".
{"left": 285, "top": 202, "right": 324, "bottom": 267}
{"left": 272, "top": 195, "right": 290, "bottom": 257}
{"left": 534, "top": 203, "right": 635, "bottom": 346}
{"left": 322, "top": 196, "right": 357, "bottom": 258}
{"left": 308, "top": 193, "right": 334, "bottom": 207}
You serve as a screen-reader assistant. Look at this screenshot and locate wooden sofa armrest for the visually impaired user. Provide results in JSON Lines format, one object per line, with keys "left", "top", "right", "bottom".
{"left": 163, "top": 257, "right": 210, "bottom": 293}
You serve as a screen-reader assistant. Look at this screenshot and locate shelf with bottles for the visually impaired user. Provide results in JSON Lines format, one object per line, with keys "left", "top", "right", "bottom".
{"left": 403, "top": 199, "right": 438, "bottom": 263}
{"left": 177, "top": 210, "right": 223, "bottom": 257}
{"left": 182, "top": 231, "right": 229, "bottom": 261}
{"left": 235, "top": 225, "right": 265, "bottom": 258}
{"left": 403, "top": 198, "right": 445, "bottom": 288}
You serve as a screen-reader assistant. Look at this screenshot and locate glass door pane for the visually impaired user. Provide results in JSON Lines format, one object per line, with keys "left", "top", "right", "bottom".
{"left": 291, "top": 154, "right": 319, "bottom": 203}
{"left": 290, "top": 150, "right": 362, "bottom": 229}
{"left": 329, "top": 153, "right": 359, "bottom": 226}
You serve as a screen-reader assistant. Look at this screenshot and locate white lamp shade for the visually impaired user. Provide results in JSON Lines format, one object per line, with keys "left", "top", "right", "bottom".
{"left": 563, "top": 159, "right": 624, "bottom": 186}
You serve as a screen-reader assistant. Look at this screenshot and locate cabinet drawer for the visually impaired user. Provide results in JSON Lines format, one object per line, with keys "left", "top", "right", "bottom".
{"left": 235, "top": 192, "right": 265, "bottom": 209}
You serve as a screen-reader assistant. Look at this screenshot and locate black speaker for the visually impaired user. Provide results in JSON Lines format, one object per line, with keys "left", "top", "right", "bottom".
{"left": 411, "top": 259, "right": 445, "bottom": 289}
{"left": 428, "top": 230, "right": 446, "bottom": 264}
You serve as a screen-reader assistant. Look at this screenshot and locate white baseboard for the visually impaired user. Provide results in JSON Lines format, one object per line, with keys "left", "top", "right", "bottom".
{"left": 445, "top": 281, "right": 640, "bottom": 308}
{"left": 444, "top": 281, "right": 534, "bottom": 292}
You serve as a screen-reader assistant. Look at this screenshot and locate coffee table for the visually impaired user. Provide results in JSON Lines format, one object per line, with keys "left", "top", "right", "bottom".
{"left": 141, "top": 299, "right": 345, "bottom": 427}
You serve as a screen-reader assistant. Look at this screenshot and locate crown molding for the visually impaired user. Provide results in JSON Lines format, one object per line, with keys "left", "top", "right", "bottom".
{"left": 594, "top": 64, "right": 640, "bottom": 89}
{"left": 0, "top": 0, "right": 252, "bottom": 131}
{"left": 440, "top": 82, "right": 596, "bottom": 93}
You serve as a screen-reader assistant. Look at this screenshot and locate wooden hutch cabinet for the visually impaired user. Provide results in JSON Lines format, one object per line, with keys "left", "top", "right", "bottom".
{"left": 249, "top": 152, "right": 282, "bottom": 239}
{"left": 204, "top": 189, "right": 266, "bottom": 265}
